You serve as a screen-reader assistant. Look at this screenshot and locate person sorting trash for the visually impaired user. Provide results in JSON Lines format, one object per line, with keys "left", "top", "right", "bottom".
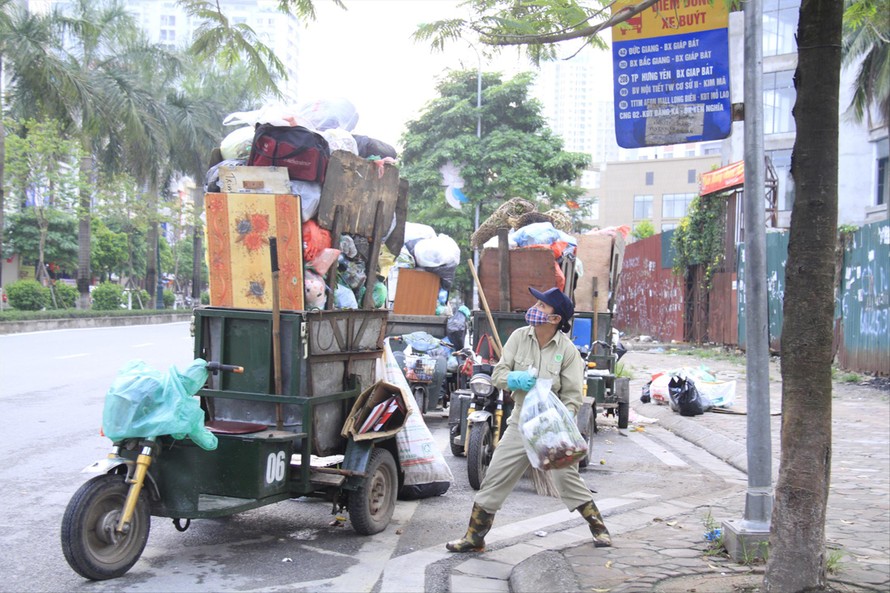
{"left": 446, "top": 286, "right": 612, "bottom": 552}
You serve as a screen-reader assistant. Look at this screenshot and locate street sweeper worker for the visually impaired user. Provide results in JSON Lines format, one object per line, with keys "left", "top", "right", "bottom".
{"left": 446, "top": 286, "right": 612, "bottom": 553}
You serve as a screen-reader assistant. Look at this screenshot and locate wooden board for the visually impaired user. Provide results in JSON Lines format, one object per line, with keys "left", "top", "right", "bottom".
{"left": 219, "top": 165, "right": 291, "bottom": 194}
{"left": 479, "top": 247, "right": 558, "bottom": 312}
{"left": 573, "top": 233, "right": 619, "bottom": 313}
{"left": 205, "top": 192, "right": 304, "bottom": 311}
{"left": 392, "top": 269, "right": 440, "bottom": 315}
{"left": 317, "top": 151, "right": 400, "bottom": 238}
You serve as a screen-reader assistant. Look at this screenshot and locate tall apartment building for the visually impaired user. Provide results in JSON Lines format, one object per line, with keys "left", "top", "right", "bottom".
{"left": 37, "top": 0, "right": 302, "bottom": 102}
{"left": 533, "top": 46, "right": 618, "bottom": 189}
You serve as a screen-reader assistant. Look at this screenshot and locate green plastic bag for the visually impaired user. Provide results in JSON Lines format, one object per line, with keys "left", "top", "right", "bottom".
{"left": 102, "top": 359, "right": 217, "bottom": 450}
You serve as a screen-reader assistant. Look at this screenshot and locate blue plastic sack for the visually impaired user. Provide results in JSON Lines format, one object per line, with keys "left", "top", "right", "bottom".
{"left": 510, "top": 222, "right": 578, "bottom": 248}
{"left": 102, "top": 359, "right": 217, "bottom": 450}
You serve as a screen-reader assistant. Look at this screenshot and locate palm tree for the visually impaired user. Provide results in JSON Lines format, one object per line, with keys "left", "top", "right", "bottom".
{"left": 0, "top": 0, "right": 82, "bottom": 287}
{"left": 843, "top": 0, "right": 890, "bottom": 127}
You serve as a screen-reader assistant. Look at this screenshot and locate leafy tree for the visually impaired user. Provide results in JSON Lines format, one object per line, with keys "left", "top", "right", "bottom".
{"left": 3, "top": 118, "right": 83, "bottom": 284}
{"left": 0, "top": 2, "right": 77, "bottom": 287}
{"left": 631, "top": 219, "right": 655, "bottom": 241}
{"left": 93, "top": 172, "right": 151, "bottom": 291}
{"left": 3, "top": 208, "right": 78, "bottom": 276}
{"left": 91, "top": 221, "right": 129, "bottom": 282}
{"left": 842, "top": 0, "right": 889, "bottom": 126}
{"left": 414, "top": 0, "right": 653, "bottom": 64}
{"left": 399, "top": 69, "right": 589, "bottom": 294}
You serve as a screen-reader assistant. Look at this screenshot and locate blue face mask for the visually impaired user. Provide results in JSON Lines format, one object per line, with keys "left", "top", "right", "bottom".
{"left": 525, "top": 307, "right": 551, "bottom": 326}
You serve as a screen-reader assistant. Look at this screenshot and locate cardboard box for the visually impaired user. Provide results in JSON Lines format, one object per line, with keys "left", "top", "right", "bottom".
{"left": 573, "top": 233, "right": 624, "bottom": 313}
{"left": 205, "top": 192, "right": 304, "bottom": 310}
{"left": 218, "top": 165, "right": 291, "bottom": 194}
{"left": 342, "top": 381, "right": 410, "bottom": 442}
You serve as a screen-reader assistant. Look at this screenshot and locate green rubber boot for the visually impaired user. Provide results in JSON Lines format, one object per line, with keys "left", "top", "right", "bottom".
{"left": 445, "top": 503, "right": 496, "bottom": 553}
{"left": 577, "top": 500, "right": 612, "bottom": 547}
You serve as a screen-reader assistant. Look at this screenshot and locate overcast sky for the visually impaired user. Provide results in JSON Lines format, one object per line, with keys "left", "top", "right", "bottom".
{"left": 297, "top": 0, "right": 528, "bottom": 148}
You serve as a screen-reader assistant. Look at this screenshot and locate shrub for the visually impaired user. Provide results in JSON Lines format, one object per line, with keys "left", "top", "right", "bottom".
{"left": 91, "top": 282, "right": 124, "bottom": 311}
{"left": 163, "top": 289, "right": 175, "bottom": 309}
{"left": 6, "top": 280, "right": 48, "bottom": 311}
{"left": 200, "top": 291, "right": 210, "bottom": 305}
{"left": 51, "top": 282, "right": 78, "bottom": 309}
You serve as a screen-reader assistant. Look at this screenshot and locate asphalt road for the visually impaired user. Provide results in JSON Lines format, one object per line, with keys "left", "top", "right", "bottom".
{"left": 0, "top": 323, "right": 730, "bottom": 592}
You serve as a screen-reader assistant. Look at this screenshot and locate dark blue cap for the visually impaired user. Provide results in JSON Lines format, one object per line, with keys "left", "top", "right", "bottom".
{"left": 528, "top": 287, "right": 574, "bottom": 332}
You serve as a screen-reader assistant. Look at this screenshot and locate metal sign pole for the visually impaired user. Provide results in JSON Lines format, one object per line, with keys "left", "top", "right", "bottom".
{"left": 723, "top": 0, "right": 774, "bottom": 561}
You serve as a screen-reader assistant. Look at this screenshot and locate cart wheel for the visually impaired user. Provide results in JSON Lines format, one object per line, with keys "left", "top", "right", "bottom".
{"left": 449, "top": 423, "right": 465, "bottom": 457}
{"left": 467, "top": 422, "right": 493, "bottom": 490}
{"left": 61, "top": 474, "right": 150, "bottom": 580}
{"left": 577, "top": 405, "right": 594, "bottom": 469}
{"left": 617, "top": 401, "right": 630, "bottom": 429}
{"left": 349, "top": 448, "right": 397, "bottom": 535}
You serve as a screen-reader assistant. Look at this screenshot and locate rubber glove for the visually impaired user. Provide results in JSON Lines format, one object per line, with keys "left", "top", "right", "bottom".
{"left": 507, "top": 370, "right": 537, "bottom": 392}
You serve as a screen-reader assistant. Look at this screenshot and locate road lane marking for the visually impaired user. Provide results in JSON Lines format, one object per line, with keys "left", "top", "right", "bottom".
{"left": 55, "top": 353, "right": 89, "bottom": 360}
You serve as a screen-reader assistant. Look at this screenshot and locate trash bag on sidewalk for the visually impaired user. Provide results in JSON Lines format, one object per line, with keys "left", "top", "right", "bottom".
{"left": 667, "top": 375, "right": 712, "bottom": 417}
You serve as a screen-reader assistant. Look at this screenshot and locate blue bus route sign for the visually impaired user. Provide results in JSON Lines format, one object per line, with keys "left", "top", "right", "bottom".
{"left": 612, "top": 0, "right": 731, "bottom": 148}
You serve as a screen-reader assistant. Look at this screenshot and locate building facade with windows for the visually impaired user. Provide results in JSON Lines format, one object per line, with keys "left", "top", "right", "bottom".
{"left": 566, "top": 2, "right": 886, "bottom": 231}
{"left": 592, "top": 155, "right": 722, "bottom": 235}
{"left": 722, "top": 2, "right": 888, "bottom": 226}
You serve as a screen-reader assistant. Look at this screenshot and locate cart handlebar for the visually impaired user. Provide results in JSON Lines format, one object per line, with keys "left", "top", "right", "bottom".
{"left": 206, "top": 361, "right": 244, "bottom": 374}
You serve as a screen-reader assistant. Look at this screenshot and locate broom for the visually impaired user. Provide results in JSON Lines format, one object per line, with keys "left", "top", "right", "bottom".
{"left": 468, "top": 261, "right": 559, "bottom": 498}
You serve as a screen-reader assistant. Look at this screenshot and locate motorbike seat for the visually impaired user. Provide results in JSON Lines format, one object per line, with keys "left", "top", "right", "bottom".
{"left": 205, "top": 419, "right": 268, "bottom": 435}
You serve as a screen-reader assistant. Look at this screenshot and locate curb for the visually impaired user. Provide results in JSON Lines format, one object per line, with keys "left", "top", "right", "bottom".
{"left": 0, "top": 313, "right": 193, "bottom": 335}
{"left": 508, "top": 550, "right": 581, "bottom": 593}
{"left": 509, "top": 404, "right": 750, "bottom": 593}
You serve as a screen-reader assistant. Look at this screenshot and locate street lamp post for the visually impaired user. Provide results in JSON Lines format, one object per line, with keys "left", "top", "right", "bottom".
{"left": 470, "top": 43, "right": 482, "bottom": 311}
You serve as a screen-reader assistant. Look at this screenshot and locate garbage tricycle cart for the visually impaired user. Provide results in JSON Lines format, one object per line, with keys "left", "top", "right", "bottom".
{"left": 61, "top": 307, "right": 405, "bottom": 581}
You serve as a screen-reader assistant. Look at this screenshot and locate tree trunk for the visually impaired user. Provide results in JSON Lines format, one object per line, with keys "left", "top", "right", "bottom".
{"left": 145, "top": 181, "right": 159, "bottom": 306}
{"left": 763, "top": 1, "right": 842, "bottom": 591}
{"left": 77, "top": 151, "right": 93, "bottom": 309}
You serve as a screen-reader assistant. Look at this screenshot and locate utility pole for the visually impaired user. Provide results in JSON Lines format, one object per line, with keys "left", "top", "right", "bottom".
{"left": 471, "top": 44, "right": 482, "bottom": 311}
{"left": 723, "top": 0, "right": 773, "bottom": 561}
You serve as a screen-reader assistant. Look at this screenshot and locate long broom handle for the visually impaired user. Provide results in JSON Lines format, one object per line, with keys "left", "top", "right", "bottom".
{"left": 270, "top": 237, "right": 283, "bottom": 430}
{"left": 468, "top": 260, "right": 503, "bottom": 358}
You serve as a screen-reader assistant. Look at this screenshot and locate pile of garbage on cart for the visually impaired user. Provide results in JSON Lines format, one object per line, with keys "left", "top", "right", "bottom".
{"left": 200, "top": 97, "right": 460, "bottom": 317}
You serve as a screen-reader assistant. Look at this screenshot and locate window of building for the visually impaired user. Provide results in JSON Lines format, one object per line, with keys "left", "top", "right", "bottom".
{"left": 877, "top": 137, "right": 889, "bottom": 206}
{"left": 688, "top": 169, "right": 696, "bottom": 184}
{"left": 662, "top": 223, "right": 678, "bottom": 232}
{"left": 634, "top": 195, "right": 653, "bottom": 219}
{"left": 764, "top": 70, "right": 796, "bottom": 135}
{"left": 160, "top": 15, "right": 175, "bottom": 27}
{"left": 767, "top": 149, "right": 795, "bottom": 211}
{"left": 763, "top": 0, "right": 799, "bottom": 57}
{"left": 645, "top": 171, "right": 654, "bottom": 185}
{"left": 662, "top": 193, "right": 695, "bottom": 219}
{"left": 588, "top": 197, "right": 600, "bottom": 219}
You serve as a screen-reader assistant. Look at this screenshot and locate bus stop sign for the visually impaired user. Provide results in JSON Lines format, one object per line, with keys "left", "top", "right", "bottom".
{"left": 612, "top": 0, "right": 732, "bottom": 148}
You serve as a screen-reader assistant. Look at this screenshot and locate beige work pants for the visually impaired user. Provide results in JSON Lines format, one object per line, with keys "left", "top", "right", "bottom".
{"left": 474, "top": 423, "right": 593, "bottom": 513}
